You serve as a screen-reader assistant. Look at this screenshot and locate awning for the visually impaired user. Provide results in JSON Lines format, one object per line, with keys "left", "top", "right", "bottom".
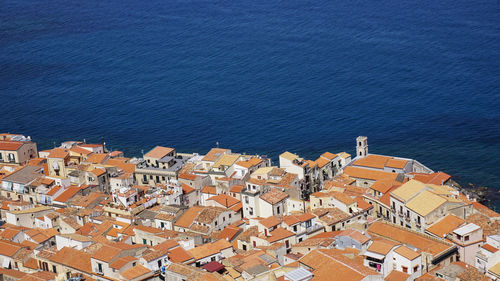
{"left": 202, "top": 261, "right": 224, "bottom": 272}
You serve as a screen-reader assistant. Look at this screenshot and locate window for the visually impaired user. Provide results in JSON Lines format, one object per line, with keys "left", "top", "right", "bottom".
{"left": 97, "top": 263, "right": 103, "bottom": 273}
{"left": 245, "top": 196, "right": 249, "bottom": 204}
{"left": 242, "top": 244, "right": 247, "bottom": 251}
{"left": 319, "top": 199, "right": 323, "bottom": 206}
{"left": 465, "top": 235, "right": 470, "bottom": 241}
{"left": 143, "top": 239, "right": 147, "bottom": 245}
{"left": 0, "top": 153, "right": 2, "bottom": 161}
{"left": 305, "top": 220, "right": 312, "bottom": 228}
{"left": 150, "top": 175, "right": 153, "bottom": 179}
{"left": 8, "top": 153, "right": 15, "bottom": 162}
{"left": 211, "top": 257, "right": 216, "bottom": 261}
{"left": 276, "top": 206, "right": 280, "bottom": 214}
{"left": 402, "top": 266, "right": 408, "bottom": 273}
{"left": 293, "top": 225, "right": 297, "bottom": 232}
{"left": 413, "top": 265, "right": 418, "bottom": 273}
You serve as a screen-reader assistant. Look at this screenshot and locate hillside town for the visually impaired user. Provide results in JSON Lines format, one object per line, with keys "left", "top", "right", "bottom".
{"left": 0, "top": 133, "right": 499, "bottom": 281}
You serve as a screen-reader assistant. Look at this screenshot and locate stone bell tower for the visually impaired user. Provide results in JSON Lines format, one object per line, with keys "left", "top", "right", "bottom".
{"left": 356, "top": 136, "right": 368, "bottom": 158}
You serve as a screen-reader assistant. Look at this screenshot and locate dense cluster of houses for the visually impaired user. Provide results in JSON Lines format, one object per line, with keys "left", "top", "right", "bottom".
{"left": 0, "top": 133, "right": 498, "bottom": 281}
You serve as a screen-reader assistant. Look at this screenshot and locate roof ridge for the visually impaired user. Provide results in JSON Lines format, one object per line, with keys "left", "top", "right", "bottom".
{"left": 316, "top": 250, "right": 372, "bottom": 276}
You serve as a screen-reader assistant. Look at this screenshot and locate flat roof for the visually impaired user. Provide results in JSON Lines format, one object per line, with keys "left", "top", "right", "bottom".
{"left": 453, "top": 223, "right": 480, "bottom": 236}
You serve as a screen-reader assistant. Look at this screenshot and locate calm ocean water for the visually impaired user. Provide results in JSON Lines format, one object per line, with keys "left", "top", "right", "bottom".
{"left": 1, "top": 0, "right": 499, "bottom": 205}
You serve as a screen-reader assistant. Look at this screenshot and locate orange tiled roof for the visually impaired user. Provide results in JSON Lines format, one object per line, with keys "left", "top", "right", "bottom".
{"left": 0, "top": 141, "right": 23, "bottom": 151}
{"left": 385, "top": 270, "right": 410, "bottom": 281}
{"left": 217, "top": 225, "right": 241, "bottom": 241}
{"left": 367, "top": 238, "right": 399, "bottom": 255}
{"left": 0, "top": 240, "right": 23, "bottom": 257}
{"left": 182, "top": 183, "right": 195, "bottom": 194}
{"left": 229, "top": 185, "right": 244, "bottom": 193}
{"left": 344, "top": 166, "right": 399, "bottom": 182}
{"left": 481, "top": 244, "right": 498, "bottom": 253}
{"left": 207, "top": 194, "right": 239, "bottom": 208}
{"left": 188, "top": 239, "right": 232, "bottom": 260}
{"left": 370, "top": 181, "right": 397, "bottom": 194}
{"left": 85, "top": 153, "right": 108, "bottom": 164}
{"left": 53, "top": 186, "right": 81, "bottom": 203}
{"left": 394, "top": 245, "right": 421, "bottom": 260}
{"left": 47, "top": 148, "right": 69, "bottom": 159}
{"left": 109, "top": 256, "right": 137, "bottom": 269}
{"left": 202, "top": 148, "right": 230, "bottom": 162}
{"left": 315, "top": 157, "right": 330, "bottom": 168}
{"left": 236, "top": 158, "right": 263, "bottom": 168}
{"left": 260, "top": 216, "right": 282, "bottom": 229}
{"left": 179, "top": 173, "right": 198, "bottom": 181}
{"left": 175, "top": 206, "right": 204, "bottom": 228}
{"left": 300, "top": 249, "right": 379, "bottom": 281}
{"left": 267, "top": 228, "right": 294, "bottom": 243}
{"left": 321, "top": 152, "right": 338, "bottom": 160}
{"left": 353, "top": 155, "right": 392, "bottom": 169}
{"left": 49, "top": 247, "right": 92, "bottom": 274}
{"left": 260, "top": 188, "right": 289, "bottom": 205}
{"left": 121, "top": 264, "right": 152, "bottom": 280}
{"left": 201, "top": 185, "right": 217, "bottom": 195}
{"left": 426, "top": 214, "right": 465, "bottom": 238}
{"left": 145, "top": 146, "right": 174, "bottom": 158}
{"left": 368, "top": 222, "right": 452, "bottom": 256}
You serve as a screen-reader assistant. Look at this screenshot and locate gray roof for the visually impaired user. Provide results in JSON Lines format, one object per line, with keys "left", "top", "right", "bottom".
{"left": 158, "top": 156, "right": 174, "bottom": 163}
{"left": 2, "top": 166, "right": 43, "bottom": 184}
{"left": 244, "top": 264, "right": 269, "bottom": 276}
{"left": 435, "top": 263, "right": 465, "bottom": 278}
{"left": 285, "top": 268, "right": 313, "bottom": 281}
{"left": 453, "top": 223, "right": 480, "bottom": 236}
{"left": 258, "top": 254, "right": 276, "bottom": 265}
{"left": 490, "top": 234, "right": 500, "bottom": 242}
{"left": 136, "top": 210, "right": 158, "bottom": 220}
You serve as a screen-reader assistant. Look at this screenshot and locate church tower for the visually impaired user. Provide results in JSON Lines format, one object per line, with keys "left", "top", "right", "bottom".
{"left": 356, "top": 136, "right": 368, "bottom": 157}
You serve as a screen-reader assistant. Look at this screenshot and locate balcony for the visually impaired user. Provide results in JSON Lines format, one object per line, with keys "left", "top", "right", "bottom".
{"left": 306, "top": 224, "right": 323, "bottom": 234}
{"left": 398, "top": 211, "right": 403, "bottom": 218}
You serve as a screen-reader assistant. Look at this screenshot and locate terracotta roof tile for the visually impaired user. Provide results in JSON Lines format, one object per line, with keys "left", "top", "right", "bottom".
{"left": 145, "top": 146, "right": 174, "bottom": 158}
{"left": 53, "top": 186, "right": 81, "bottom": 203}
{"left": 426, "top": 214, "right": 465, "bottom": 238}
{"left": 394, "top": 245, "right": 421, "bottom": 260}
{"left": 368, "top": 222, "right": 452, "bottom": 256}
{"left": 344, "top": 166, "right": 399, "bottom": 182}
{"left": 260, "top": 188, "right": 289, "bottom": 205}
{"left": 121, "top": 264, "right": 152, "bottom": 280}
{"left": 188, "top": 239, "right": 232, "bottom": 260}
{"left": 266, "top": 228, "right": 294, "bottom": 243}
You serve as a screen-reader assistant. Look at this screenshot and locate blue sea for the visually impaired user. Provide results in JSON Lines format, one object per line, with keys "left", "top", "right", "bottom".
{"left": 1, "top": 0, "right": 499, "bottom": 205}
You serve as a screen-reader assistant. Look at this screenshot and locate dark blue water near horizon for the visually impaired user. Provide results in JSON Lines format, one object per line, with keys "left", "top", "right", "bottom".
{"left": 1, "top": 1, "right": 500, "bottom": 205}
